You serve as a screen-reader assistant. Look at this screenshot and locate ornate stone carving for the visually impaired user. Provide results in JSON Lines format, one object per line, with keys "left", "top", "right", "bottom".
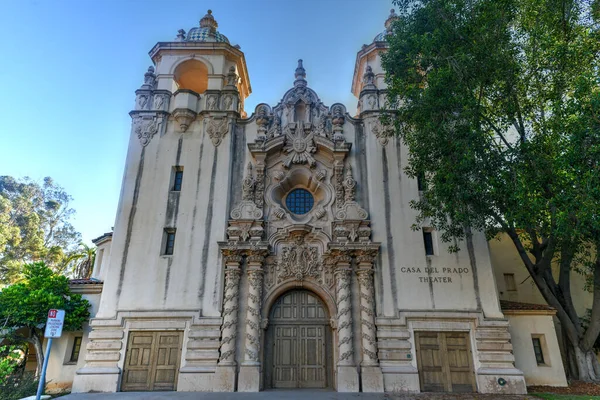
{"left": 255, "top": 163, "right": 265, "bottom": 209}
{"left": 244, "top": 266, "right": 264, "bottom": 363}
{"left": 143, "top": 66, "right": 156, "bottom": 88}
{"left": 273, "top": 206, "right": 286, "bottom": 219}
{"left": 363, "top": 65, "right": 376, "bottom": 90}
{"left": 368, "top": 95, "right": 377, "bottom": 109}
{"left": 137, "top": 95, "right": 148, "bottom": 110}
{"left": 334, "top": 161, "right": 344, "bottom": 210}
{"left": 334, "top": 258, "right": 354, "bottom": 365}
{"left": 314, "top": 113, "right": 329, "bottom": 138}
{"left": 172, "top": 108, "right": 196, "bottom": 132}
{"left": 371, "top": 120, "right": 390, "bottom": 146}
{"left": 357, "top": 256, "right": 379, "bottom": 366}
{"left": 207, "top": 95, "right": 218, "bottom": 110}
{"left": 226, "top": 220, "right": 263, "bottom": 241}
{"left": 277, "top": 236, "right": 321, "bottom": 281}
{"left": 242, "top": 162, "right": 255, "bottom": 202}
{"left": 225, "top": 66, "right": 238, "bottom": 88}
{"left": 282, "top": 122, "right": 317, "bottom": 168}
{"left": 153, "top": 95, "right": 164, "bottom": 110}
{"left": 315, "top": 169, "right": 327, "bottom": 181}
{"left": 218, "top": 253, "right": 242, "bottom": 365}
{"left": 133, "top": 116, "right": 160, "bottom": 147}
{"left": 223, "top": 95, "right": 233, "bottom": 111}
{"left": 343, "top": 165, "right": 356, "bottom": 203}
{"left": 256, "top": 105, "right": 270, "bottom": 137}
{"left": 207, "top": 117, "right": 229, "bottom": 146}
{"left": 267, "top": 115, "right": 282, "bottom": 138}
{"left": 314, "top": 206, "right": 327, "bottom": 220}
{"left": 331, "top": 105, "right": 345, "bottom": 140}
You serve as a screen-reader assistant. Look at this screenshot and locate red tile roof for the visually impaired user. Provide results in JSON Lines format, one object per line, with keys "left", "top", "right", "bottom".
{"left": 500, "top": 300, "right": 555, "bottom": 312}
{"left": 69, "top": 278, "right": 103, "bottom": 285}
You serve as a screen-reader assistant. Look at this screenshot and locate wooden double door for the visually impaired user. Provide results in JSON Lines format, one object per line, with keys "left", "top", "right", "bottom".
{"left": 415, "top": 331, "right": 476, "bottom": 393}
{"left": 121, "top": 331, "right": 183, "bottom": 391}
{"left": 265, "top": 290, "right": 332, "bottom": 389}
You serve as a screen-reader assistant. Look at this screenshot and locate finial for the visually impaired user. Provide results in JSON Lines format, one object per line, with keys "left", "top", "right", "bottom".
{"left": 294, "top": 59, "right": 307, "bottom": 88}
{"left": 200, "top": 9, "right": 218, "bottom": 32}
{"left": 176, "top": 29, "right": 186, "bottom": 41}
{"left": 385, "top": 9, "right": 399, "bottom": 31}
{"left": 362, "top": 65, "right": 376, "bottom": 89}
{"left": 142, "top": 66, "right": 156, "bottom": 88}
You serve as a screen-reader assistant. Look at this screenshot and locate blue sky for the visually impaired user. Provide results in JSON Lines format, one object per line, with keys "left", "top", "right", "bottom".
{"left": 0, "top": 0, "right": 392, "bottom": 244}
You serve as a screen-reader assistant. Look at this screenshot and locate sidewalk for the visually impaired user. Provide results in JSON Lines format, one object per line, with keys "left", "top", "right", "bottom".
{"left": 58, "top": 391, "right": 537, "bottom": 400}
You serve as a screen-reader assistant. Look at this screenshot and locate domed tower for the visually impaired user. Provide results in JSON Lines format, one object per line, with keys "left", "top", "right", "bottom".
{"left": 72, "top": 11, "right": 252, "bottom": 393}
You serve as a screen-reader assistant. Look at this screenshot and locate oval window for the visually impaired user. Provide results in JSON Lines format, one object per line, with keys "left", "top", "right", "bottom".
{"left": 285, "top": 188, "right": 314, "bottom": 215}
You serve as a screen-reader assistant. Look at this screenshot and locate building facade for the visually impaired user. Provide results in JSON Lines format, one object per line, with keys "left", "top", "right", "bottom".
{"left": 67, "top": 10, "right": 568, "bottom": 394}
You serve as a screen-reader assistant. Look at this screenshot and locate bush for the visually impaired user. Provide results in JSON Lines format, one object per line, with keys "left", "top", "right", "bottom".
{"left": 0, "top": 372, "right": 39, "bottom": 400}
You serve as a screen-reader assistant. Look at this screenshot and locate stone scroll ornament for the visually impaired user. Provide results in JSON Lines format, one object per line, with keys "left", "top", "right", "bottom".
{"left": 357, "top": 253, "right": 379, "bottom": 365}
{"left": 334, "top": 255, "right": 354, "bottom": 365}
{"left": 206, "top": 117, "right": 229, "bottom": 147}
{"left": 134, "top": 116, "right": 160, "bottom": 147}
{"left": 218, "top": 255, "right": 242, "bottom": 365}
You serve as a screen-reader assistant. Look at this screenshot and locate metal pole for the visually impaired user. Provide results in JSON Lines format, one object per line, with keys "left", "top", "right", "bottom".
{"left": 35, "top": 337, "right": 52, "bottom": 400}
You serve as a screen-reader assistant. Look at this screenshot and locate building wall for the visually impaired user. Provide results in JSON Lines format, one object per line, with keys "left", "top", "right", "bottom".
{"left": 506, "top": 314, "right": 568, "bottom": 387}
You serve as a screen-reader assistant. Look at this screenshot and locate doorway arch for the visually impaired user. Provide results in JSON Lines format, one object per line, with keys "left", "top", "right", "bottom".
{"left": 264, "top": 290, "right": 333, "bottom": 389}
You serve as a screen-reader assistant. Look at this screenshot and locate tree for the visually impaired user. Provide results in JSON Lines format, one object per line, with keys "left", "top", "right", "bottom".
{"left": 64, "top": 243, "right": 96, "bottom": 279}
{"left": 0, "top": 262, "right": 90, "bottom": 377}
{"left": 382, "top": 0, "right": 600, "bottom": 381}
{"left": 0, "top": 176, "right": 82, "bottom": 283}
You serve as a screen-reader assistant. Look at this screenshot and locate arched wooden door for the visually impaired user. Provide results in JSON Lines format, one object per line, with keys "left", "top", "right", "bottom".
{"left": 265, "top": 290, "right": 332, "bottom": 389}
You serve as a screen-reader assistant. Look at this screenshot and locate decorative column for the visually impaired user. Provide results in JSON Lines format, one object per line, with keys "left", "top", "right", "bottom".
{"left": 214, "top": 251, "right": 242, "bottom": 391}
{"left": 356, "top": 251, "right": 384, "bottom": 392}
{"left": 238, "top": 252, "right": 265, "bottom": 392}
{"left": 334, "top": 252, "right": 359, "bottom": 392}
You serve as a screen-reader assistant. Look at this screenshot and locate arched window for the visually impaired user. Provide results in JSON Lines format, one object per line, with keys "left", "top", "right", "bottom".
{"left": 173, "top": 59, "right": 209, "bottom": 94}
{"left": 285, "top": 188, "right": 314, "bottom": 215}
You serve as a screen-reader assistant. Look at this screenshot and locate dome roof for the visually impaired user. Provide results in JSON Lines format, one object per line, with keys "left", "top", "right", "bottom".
{"left": 185, "top": 10, "right": 230, "bottom": 44}
{"left": 373, "top": 9, "right": 398, "bottom": 43}
{"left": 186, "top": 27, "right": 230, "bottom": 43}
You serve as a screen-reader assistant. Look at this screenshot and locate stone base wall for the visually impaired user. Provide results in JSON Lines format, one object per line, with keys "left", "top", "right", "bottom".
{"left": 72, "top": 311, "right": 221, "bottom": 393}
{"left": 376, "top": 311, "right": 527, "bottom": 394}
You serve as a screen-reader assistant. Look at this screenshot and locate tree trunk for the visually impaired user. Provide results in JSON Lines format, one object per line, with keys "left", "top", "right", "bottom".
{"left": 29, "top": 329, "right": 44, "bottom": 378}
{"left": 573, "top": 344, "right": 600, "bottom": 382}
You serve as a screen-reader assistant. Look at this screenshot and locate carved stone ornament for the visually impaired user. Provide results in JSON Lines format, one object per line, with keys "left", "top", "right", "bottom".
{"left": 230, "top": 202, "right": 263, "bottom": 220}
{"left": 371, "top": 120, "right": 390, "bottom": 146}
{"left": 314, "top": 112, "right": 330, "bottom": 138}
{"left": 207, "top": 95, "right": 218, "bottom": 110}
{"left": 331, "top": 105, "right": 345, "bottom": 140}
{"left": 363, "top": 65, "right": 376, "bottom": 90}
{"left": 225, "top": 66, "right": 238, "bottom": 88}
{"left": 242, "top": 162, "right": 255, "bottom": 202}
{"left": 256, "top": 105, "right": 270, "bottom": 136}
{"left": 282, "top": 122, "right": 317, "bottom": 168}
{"left": 277, "top": 236, "right": 321, "bottom": 281}
{"left": 133, "top": 116, "right": 160, "bottom": 147}
{"left": 267, "top": 115, "right": 282, "bottom": 139}
{"left": 206, "top": 117, "right": 229, "bottom": 146}
{"left": 223, "top": 95, "right": 233, "bottom": 111}
{"left": 172, "top": 108, "right": 197, "bottom": 132}
{"left": 153, "top": 95, "right": 164, "bottom": 110}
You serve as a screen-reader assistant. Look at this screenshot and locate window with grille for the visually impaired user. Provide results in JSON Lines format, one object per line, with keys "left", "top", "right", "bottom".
{"left": 164, "top": 229, "right": 176, "bottom": 255}
{"left": 532, "top": 337, "right": 545, "bottom": 365}
{"left": 70, "top": 336, "right": 82, "bottom": 363}
{"left": 285, "top": 188, "right": 314, "bottom": 215}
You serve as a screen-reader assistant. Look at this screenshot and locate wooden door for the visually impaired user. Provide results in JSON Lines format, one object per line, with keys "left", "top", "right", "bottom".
{"left": 415, "top": 332, "right": 475, "bottom": 393}
{"left": 267, "top": 290, "right": 330, "bottom": 389}
{"left": 122, "top": 331, "right": 183, "bottom": 391}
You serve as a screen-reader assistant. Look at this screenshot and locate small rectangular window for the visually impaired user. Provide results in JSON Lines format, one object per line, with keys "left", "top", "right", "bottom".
{"left": 164, "top": 229, "right": 176, "bottom": 255}
{"left": 532, "top": 337, "right": 545, "bottom": 365}
{"left": 70, "top": 336, "right": 82, "bottom": 363}
{"left": 172, "top": 169, "right": 184, "bottom": 191}
{"left": 423, "top": 230, "right": 434, "bottom": 256}
{"left": 504, "top": 273, "right": 517, "bottom": 291}
{"left": 417, "top": 172, "right": 426, "bottom": 191}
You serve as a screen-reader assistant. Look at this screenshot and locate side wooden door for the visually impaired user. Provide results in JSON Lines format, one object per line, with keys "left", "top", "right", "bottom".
{"left": 122, "top": 331, "right": 183, "bottom": 391}
{"left": 415, "top": 331, "right": 475, "bottom": 393}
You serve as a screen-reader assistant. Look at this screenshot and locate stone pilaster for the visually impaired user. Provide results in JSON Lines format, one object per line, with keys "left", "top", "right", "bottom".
{"left": 356, "top": 252, "right": 384, "bottom": 392}
{"left": 238, "top": 252, "right": 265, "bottom": 392}
{"left": 214, "top": 252, "right": 242, "bottom": 392}
{"left": 334, "top": 253, "right": 359, "bottom": 392}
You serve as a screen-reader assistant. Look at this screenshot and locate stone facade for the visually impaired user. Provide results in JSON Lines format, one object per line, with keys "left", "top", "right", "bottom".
{"left": 67, "top": 9, "right": 570, "bottom": 395}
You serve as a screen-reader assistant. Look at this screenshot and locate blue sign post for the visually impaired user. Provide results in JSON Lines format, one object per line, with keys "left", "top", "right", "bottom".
{"left": 36, "top": 309, "right": 65, "bottom": 400}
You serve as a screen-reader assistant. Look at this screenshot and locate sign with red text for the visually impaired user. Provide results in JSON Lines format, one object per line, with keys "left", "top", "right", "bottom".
{"left": 44, "top": 309, "right": 65, "bottom": 338}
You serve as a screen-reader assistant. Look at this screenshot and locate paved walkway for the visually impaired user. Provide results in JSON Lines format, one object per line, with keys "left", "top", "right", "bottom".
{"left": 59, "top": 391, "right": 537, "bottom": 400}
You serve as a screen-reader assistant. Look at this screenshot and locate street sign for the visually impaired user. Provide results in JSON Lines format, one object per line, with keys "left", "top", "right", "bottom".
{"left": 43, "top": 309, "right": 65, "bottom": 338}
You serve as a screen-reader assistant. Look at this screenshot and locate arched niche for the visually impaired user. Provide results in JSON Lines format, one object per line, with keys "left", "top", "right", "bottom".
{"left": 173, "top": 59, "right": 209, "bottom": 94}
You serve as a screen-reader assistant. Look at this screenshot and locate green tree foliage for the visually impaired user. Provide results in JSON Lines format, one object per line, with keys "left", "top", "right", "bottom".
{"left": 0, "top": 176, "right": 82, "bottom": 283}
{"left": 382, "top": 0, "right": 600, "bottom": 381}
{"left": 63, "top": 242, "right": 96, "bottom": 279}
{"left": 0, "top": 262, "right": 90, "bottom": 378}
